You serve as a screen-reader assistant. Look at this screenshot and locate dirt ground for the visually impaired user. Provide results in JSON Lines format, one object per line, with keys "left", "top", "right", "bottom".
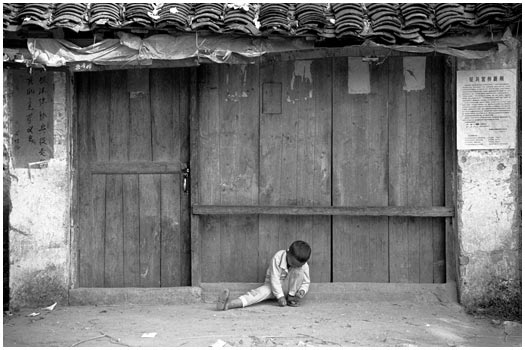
{"left": 3, "top": 298, "right": 521, "bottom": 347}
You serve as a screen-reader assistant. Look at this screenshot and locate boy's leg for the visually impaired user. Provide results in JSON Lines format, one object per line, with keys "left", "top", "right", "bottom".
{"left": 217, "top": 284, "right": 273, "bottom": 311}
{"left": 238, "top": 284, "right": 273, "bottom": 308}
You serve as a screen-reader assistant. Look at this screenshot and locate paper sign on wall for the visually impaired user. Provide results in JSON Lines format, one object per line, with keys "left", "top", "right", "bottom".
{"left": 347, "top": 57, "right": 370, "bottom": 94}
{"left": 403, "top": 57, "right": 426, "bottom": 91}
{"left": 457, "top": 69, "right": 517, "bottom": 150}
{"left": 11, "top": 70, "right": 54, "bottom": 168}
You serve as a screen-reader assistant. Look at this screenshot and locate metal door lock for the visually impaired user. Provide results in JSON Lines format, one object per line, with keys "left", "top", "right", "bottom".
{"left": 182, "top": 167, "right": 190, "bottom": 193}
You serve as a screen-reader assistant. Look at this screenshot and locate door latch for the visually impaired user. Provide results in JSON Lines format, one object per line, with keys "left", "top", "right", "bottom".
{"left": 182, "top": 166, "right": 190, "bottom": 193}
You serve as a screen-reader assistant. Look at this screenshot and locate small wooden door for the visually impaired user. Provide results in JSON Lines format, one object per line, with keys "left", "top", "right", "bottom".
{"left": 76, "top": 69, "right": 191, "bottom": 287}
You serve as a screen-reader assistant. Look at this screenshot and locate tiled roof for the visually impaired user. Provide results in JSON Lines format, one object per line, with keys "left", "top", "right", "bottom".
{"left": 3, "top": 3, "right": 521, "bottom": 46}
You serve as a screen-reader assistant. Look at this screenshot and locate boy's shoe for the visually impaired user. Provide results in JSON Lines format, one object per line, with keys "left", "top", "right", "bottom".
{"left": 216, "top": 289, "right": 230, "bottom": 311}
{"left": 287, "top": 294, "right": 299, "bottom": 307}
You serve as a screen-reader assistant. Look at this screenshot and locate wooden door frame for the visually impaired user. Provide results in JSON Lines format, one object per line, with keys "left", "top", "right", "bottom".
{"left": 69, "top": 68, "right": 194, "bottom": 290}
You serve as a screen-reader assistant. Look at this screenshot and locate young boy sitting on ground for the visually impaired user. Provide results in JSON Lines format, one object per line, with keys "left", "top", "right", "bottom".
{"left": 217, "top": 240, "right": 311, "bottom": 310}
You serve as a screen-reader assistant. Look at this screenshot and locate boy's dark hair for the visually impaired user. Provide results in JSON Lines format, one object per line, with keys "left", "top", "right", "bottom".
{"left": 288, "top": 240, "right": 311, "bottom": 263}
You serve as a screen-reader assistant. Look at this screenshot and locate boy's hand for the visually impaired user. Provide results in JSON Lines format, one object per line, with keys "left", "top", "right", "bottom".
{"left": 278, "top": 297, "right": 287, "bottom": 307}
{"left": 297, "top": 290, "right": 305, "bottom": 298}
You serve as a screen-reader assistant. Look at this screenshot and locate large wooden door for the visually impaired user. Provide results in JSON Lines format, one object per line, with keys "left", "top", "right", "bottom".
{"left": 76, "top": 69, "right": 191, "bottom": 287}
{"left": 196, "top": 55, "right": 447, "bottom": 284}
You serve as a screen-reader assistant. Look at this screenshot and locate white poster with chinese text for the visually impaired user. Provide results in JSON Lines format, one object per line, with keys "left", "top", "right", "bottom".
{"left": 457, "top": 69, "right": 517, "bottom": 150}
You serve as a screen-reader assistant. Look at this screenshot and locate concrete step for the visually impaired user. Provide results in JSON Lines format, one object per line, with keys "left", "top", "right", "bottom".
{"left": 201, "top": 282, "right": 458, "bottom": 304}
{"left": 68, "top": 287, "right": 202, "bottom": 306}
{"left": 68, "top": 282, "right": 458, "bottom": 306}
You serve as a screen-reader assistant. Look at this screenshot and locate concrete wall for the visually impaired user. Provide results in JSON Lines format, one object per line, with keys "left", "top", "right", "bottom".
{"left": 4, "top": 69, "right": 71, "bottom": 308}
{"left": 456, "top": 42, "right": 521, "bottom": 306}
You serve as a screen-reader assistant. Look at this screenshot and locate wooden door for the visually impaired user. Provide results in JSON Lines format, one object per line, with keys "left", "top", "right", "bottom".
{"left": 76, "top": 69, "right": 191, "bottom": 287}
{"left": 195, "top": 55, "right": 447, "bottom": 284}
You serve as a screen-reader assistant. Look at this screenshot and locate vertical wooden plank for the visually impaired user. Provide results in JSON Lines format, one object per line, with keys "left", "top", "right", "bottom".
{"left": 105, "top": 70, "right": 128, "bottom": 287}
{"left": 139, "top": 174, "right": 161, "bottom": 287}
{"left": 344, "top": 82, "right": 369, "bottom": 281}
{"left": 238, "top": 65, "right": 260, "bottom": 282}
{"left": 367, "top": 61, "right": 389, "bottom": 282}
{"left": 77, "top": 73, "right": 93, "bottom": 287}
{"left": 278, "top": 61, "right": 300, "bottom": 253}
{"left": 119, "top": 70, "right": 138, "bottom": 287}
{"left": 160, "top": 174, "right": 181, "bottom": 286}
{"left": 123, "top": 174, "right": 140, "bottom": 286}
{"left": 189, "top": 66, "right": 201, "bottom": 286}
{"left": 151, "top": 69, "right": 177, "bottom": 162}
{"left": 122, "top": 69, "right": 143, "bottom": 287}
{"left": 332, "top": 56, "right": 351, "bottom": 282}
{"left": 388, "top": 57, "right": 409, "bottom": 283}
{"left": 105, "top": 175, "right": 123, "bottom": 287}
{"left": 444, "top": 57, "right": 457, "bottom": 283}
{"left": 150, "top": 69, "right": 181, "bottom": 286}
{"left": 179, "top": 68, "right": 192, "bottom": 286}
{"left": 431, "top": 57, "right": 446, "bottom": 283}
{"left": 419, "top": 57, "right": 435, "bottom": 283}
{"left": 198, "top": 65, "right": 221, "bottom": 282}
{"left": 90, "top": 72, "right": 110, "bottom": 287}
{"left": 128, "top": 70, "right": 151, "bottom": 161}
{"left": 92, "top": 173, "right": 106, "bottom": 287}
{"left": 91, "top": 72, "right": 110, "bottom": 162}
{"left": 109, "top": 70, "right": 129, "bottom": 161}
{"left": 310, "top": 58, "right": 332, "bottom": 283}
{"left": 259, "top": 62, "right": 284, "bottom": 281}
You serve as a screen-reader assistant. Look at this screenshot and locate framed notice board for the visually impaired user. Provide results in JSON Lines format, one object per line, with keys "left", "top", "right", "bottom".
{"left": 11, "top": 70, "right": 54, "bottom": 168}
{"left": 457, "top": 69, "right": 517, "bottom": 150}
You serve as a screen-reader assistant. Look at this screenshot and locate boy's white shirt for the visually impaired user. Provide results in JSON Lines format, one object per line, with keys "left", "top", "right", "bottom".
{"left": 265, "top": 249, "right": 310, "bottom": 300}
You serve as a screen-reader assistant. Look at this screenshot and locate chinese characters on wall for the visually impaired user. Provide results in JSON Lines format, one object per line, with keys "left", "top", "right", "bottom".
{"left": 11, "top": 70, "right": 54, "bottom": 167}
{"left": 457, "top": 69, "right": 517, "bottom": 150}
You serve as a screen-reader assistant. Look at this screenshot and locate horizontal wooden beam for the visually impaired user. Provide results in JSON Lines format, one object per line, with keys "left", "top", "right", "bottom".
{"left": 91, "top": 162, "right": 180, "bottom": 174}
{"left": 192, "top": 205, "right": 454, "bottom": 217}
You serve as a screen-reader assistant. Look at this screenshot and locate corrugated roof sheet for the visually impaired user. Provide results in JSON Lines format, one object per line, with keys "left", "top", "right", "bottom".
{"left": 3, "top": 3, "right": 522, "bottom": 45}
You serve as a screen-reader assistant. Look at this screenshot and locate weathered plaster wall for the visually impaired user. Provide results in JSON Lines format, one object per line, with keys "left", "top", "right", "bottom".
{"left": 4, "top": 69, "right": 71, "bottom": 308}
{"left": 456, "top": 42, "right": 521, "bottom": 307}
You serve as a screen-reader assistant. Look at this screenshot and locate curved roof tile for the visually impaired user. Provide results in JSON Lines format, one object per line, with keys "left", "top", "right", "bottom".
{"left": 3, "top": 3, "right": 521, "bottom": 45}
